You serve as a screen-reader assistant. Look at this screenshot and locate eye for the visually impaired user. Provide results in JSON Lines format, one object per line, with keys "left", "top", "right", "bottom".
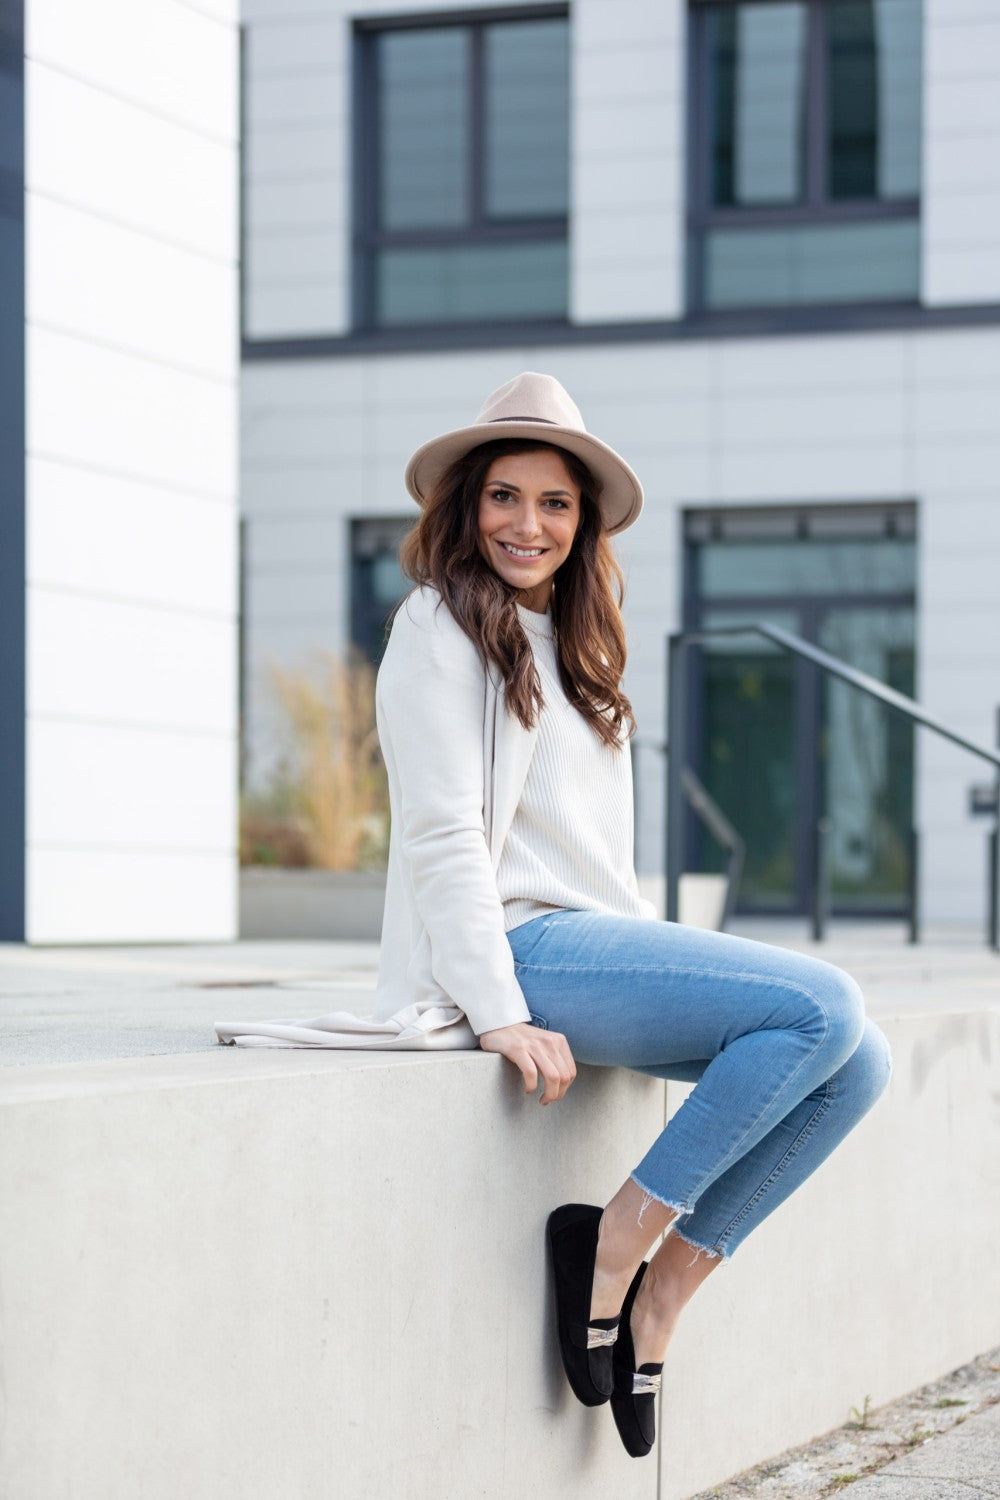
{"left": 488, "top": 486, "right": 515, "bottom": 503}
{"left": 544, "top": 498, "right": 570, "bottom": 510}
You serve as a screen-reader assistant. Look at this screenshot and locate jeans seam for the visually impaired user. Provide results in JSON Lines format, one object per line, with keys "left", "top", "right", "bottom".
{"left": 713, "top": 1083, "right": 835, "bottom": 1252}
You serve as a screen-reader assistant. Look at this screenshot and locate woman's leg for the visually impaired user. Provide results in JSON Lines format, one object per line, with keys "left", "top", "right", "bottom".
{"left": 508, "top": 911, "right": 892, "bottom": 1361}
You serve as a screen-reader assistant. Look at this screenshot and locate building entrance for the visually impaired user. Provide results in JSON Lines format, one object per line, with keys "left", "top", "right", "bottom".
{"left": 684, "top": 505, "right": 917, "bottom": 916}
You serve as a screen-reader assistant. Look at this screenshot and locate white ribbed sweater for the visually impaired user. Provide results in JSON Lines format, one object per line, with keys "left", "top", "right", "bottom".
{"left": 498, "top": 604, "right": 655, "bottom": 932}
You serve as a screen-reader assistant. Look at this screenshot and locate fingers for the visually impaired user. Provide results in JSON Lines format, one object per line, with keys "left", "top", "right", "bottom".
{"left": 527, "top": 1030, "right": 576, "bottom": 1105}
{"left": 479, "top": 1022, "right": 576, "bottom": 1104}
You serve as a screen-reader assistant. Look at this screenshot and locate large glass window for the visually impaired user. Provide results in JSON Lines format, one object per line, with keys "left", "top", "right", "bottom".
{"left": 682, "top": 503, "right": 918, "bottom": 917}
{"left": 355, "top": 9, "right": 569, "bottom": 329}
{"left": 690, "top": 0, "right": 922, "bottom": 311}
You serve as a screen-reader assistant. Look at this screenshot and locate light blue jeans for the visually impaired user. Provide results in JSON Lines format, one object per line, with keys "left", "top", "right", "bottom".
{"left": 507, "top": 910, "right": 892, "bottom": 1261}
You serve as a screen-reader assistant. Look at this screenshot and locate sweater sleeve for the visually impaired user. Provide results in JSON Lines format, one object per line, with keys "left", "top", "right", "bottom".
{"left": 376, "top": 590, "right": 533, "bottom": 1036}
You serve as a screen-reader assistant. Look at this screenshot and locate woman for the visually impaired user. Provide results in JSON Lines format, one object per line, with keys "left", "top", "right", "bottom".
{"left": 375, "top": 371, "right": 892, "bottom": 1459}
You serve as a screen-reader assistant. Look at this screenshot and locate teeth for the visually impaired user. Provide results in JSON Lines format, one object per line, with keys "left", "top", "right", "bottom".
{"left": 501, "top": 543, "right": 543, "bottom": 557}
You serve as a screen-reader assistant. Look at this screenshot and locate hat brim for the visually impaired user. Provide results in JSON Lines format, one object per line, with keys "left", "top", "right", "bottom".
{"left": 404, "top": 421, "right": 643, "bottom": 536}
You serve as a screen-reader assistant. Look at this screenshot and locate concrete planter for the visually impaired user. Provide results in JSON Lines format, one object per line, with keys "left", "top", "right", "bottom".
{"left": 239, "top": 867, "right": 386, "bottom": 940}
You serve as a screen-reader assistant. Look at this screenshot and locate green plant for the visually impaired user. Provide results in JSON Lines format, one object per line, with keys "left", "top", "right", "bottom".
{"left": 240, "top": 649, "right": 389, "bottom": 871}
{"left": 932, "top": 1397, "right": 967, "bottom": 1409}
{"left": 847, "top": 1395, "right": 874, "bottom": 1430}
{"left": 828, "top": 1474, "right": 859, "bottom": 1490}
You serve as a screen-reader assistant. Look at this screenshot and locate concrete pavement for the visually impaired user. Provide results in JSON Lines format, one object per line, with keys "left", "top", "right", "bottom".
{"left": 845, "top": 1397, "right": 1000, "bottom": 1498}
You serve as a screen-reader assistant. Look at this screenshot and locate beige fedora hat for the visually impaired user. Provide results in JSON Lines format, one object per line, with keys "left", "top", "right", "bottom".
{"left": 404, "top": 371, "right": 644, "bottom": 535}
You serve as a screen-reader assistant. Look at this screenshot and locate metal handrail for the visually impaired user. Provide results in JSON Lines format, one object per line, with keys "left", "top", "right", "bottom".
{"left": 666, "top": 623, "right": 1000, "bottom": 949}
{"left": 679, "top": 765, "right": 746, "bottom": 929}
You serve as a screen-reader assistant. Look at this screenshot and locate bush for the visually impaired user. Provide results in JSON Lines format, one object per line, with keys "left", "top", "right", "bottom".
{"left": 240, "top": 650, "right": 388, "bottom": 871}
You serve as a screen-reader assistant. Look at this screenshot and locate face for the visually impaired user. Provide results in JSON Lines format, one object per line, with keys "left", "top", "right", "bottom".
{"left": 476, "top": 449, "right": 582, "bottom": 613}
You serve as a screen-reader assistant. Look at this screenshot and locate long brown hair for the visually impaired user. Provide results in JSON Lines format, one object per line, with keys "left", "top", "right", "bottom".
{"left": 398, "top": 438, "right": 634, "bottom": 747}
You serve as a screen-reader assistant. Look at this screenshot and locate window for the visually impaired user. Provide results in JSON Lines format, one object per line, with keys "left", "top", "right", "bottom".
{"left": 689, "top": 0, "right": 922, "bottom": 311}
{"left": 350, "top": 518, "right": 413, "bottom": 665}
{"left": 355, "top": 8, "right": 569, "bottom": 329}
{"left": 682, "top": 503, "right": 917, "bottom": 916}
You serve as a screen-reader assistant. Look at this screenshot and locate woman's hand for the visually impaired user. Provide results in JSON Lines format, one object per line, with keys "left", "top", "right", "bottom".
{"left": 478, "top": 1021, "right": 577, "bottom": 1104}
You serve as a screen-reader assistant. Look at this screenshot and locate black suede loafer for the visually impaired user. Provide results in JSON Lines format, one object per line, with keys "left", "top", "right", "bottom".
{"left": 546, "top": 1203, "right": 619, "bottom": 1406}
{"left": 610, "top": 1261, "right": 663, "bottom": 1458}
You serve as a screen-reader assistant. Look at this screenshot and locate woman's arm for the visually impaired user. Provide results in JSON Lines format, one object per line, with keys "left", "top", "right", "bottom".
{"left": 377, "top": 592, "right": 575, "bottom": 1098}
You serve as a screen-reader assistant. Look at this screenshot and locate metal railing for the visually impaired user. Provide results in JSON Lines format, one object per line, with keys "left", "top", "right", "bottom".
{"left": 666, "top": 623, "right": 1000, "bottom": 951}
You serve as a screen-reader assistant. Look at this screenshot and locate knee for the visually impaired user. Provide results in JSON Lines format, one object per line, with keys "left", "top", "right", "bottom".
{"left": 810, "top": 963, "right": 867, "bottom": 1065}
{"left": 852, "top": 1017, "right": 893, "bottom": 1102}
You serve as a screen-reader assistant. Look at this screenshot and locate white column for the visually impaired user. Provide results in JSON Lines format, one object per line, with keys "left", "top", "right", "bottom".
{"left": 23, "top": 0, "right": 241, "bottom": 941}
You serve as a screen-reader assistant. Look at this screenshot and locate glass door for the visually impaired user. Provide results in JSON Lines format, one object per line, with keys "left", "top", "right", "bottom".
{"left": 684, "top": 509, "right": 917, "bottom": 918}
{"left": 820, "top": 606, "right": 916, "bottom": 913}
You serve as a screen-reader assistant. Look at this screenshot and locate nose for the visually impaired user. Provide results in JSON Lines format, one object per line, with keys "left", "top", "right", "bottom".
{"left": 511, "top": 501, "right": 543, "bottom": 539}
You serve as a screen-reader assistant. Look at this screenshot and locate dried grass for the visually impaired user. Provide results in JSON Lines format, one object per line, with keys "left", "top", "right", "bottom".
{"left": 240, "top": 650, "right": 388, "bottom": 871}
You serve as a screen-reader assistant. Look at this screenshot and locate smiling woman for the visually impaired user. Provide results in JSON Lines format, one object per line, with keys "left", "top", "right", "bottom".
{"left": 223, "top": 373, "right": 893, "bottom": 1463}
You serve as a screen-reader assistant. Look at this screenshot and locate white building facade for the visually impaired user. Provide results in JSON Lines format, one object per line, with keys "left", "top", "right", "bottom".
{"left": 1, "top": 0, "right": 241, "bottom": 943}
{"left": 240, "top": 0, "right": 1000, "bottom": 928}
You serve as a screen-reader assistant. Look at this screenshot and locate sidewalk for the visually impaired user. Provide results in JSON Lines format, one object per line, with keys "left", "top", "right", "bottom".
{"left": 845, "top": 1398, "right": 1000, "bottom": 1497}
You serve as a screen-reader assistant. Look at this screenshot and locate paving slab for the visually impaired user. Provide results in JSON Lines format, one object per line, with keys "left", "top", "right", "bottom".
{"left": 843, "top": 1400, "right": 1000, "bottom": 1497}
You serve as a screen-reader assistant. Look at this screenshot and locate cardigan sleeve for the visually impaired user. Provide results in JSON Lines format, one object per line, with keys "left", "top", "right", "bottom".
{"left": 376, "top": 589, "right": 533, "bottom": 1036}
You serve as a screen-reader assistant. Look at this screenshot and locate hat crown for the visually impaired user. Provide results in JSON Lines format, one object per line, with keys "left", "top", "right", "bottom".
{"left": 475, "top": 371, "right": 586, "bottom": 434}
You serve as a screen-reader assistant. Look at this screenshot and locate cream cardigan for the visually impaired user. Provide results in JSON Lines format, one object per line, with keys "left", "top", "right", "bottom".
{"left": 373, "top": 585, "right": 538, "bottom": 1038}
{"left": 216, "top": 585, "right": 536, "bottom": 1050}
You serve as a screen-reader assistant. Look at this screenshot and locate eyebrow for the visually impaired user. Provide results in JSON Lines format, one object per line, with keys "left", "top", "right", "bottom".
{"left": 486, "top": 478, "right": 575, "bottom": 498}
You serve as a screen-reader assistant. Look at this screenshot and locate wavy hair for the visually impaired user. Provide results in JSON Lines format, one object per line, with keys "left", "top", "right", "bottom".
{"left": 398, "top": 438, "right": 634, "bottom": 747}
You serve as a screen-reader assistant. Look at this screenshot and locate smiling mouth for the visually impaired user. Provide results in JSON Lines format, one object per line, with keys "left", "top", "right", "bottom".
{"left": 498, "top": 541, "right": 546, "bottom": 558}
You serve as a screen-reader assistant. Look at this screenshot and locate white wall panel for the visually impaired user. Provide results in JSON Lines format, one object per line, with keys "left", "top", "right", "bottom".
{"left": 910, "top": 439, "right": 1000, "bottom": 491}
{"left": 26, "top": 62, "right": 237, "bottom": 263}
{"left": 23, "top": 0, "right": 240, "bottom": 944}
{"left": 247, "top": 228, "right": 343, "bottom": 284}
{"left": 250, "top": 569, "right": 342, "bottom": 624}
{"left": 246, "top": 516, "right": 346, "bottom": 573}
{"left": 714, "top": 443, "right": 909, "bottom": 502}
{"left": 27, "top": 850, "right": 236, "bottom": 944}
{"left": 922, "top": 7, "right": 1000, "bottom": 304}
{"left": 244, "top": 175, "right": 343, "bottom": 235}
{"left": 716, "top": 334, "right": 908, "bottom": 391}
{"left": 26, "top": 0, "right": 238, "bottom": 142}
{"left": 241, "top": 465, "right": 372, "bottom": 518}
{"left": 29, "top": 720, "right": 236, "bottom": 853}
{"left": 250, "top": 72, "right": 346, "bottom": 126}
{"left": 243, "top": 281, "right": 347, "bottom": 340}
{"left": 29, "top": 327, "right": 236, "bottom": 498}
{"left": 27, "top": 458, "right": 237, "bottom": 617}
{"left": 243, "top": 405, "right": 367, "bottom": 467}
{"left": 28, "top": 591, "right": 236, "bottom": 733}
{"left": 245, "top": 124, "right": 343, "bottom": 179}
{"left": 27, "top": 196, "right": 237, "bottom": 379}
{"left": 572, "top": 0, "right": 685, "bottom": 323}
{"left": 245, "top": 16, "right": 344, "bottom": 75}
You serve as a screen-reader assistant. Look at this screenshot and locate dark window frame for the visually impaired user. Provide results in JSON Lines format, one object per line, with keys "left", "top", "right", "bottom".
{"left": 687, "top": 0, "right": 922, "bottom": 313}
{"left": 352, "top": 3, "right": 570, "bottom": 332}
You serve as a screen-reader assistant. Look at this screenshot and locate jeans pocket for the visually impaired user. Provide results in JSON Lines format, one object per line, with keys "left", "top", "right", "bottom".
{"left": 528, "top": 1012, "right": 549, "bottom": 1031}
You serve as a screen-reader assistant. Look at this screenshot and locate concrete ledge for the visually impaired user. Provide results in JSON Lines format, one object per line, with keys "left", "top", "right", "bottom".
{"left": 0, "top": 1048, "right": 662, "bottom": 1500}
{"left": 1, "top": 1011, "right": 998, "bottom": 1499}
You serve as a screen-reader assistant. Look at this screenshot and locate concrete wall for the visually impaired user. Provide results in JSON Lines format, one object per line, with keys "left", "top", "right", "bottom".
{"left": 23, "top": 0, "right": 241, "bottom": 941}
{"left": 1, "top": 1009, "right": 998, "bottom": 1499}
